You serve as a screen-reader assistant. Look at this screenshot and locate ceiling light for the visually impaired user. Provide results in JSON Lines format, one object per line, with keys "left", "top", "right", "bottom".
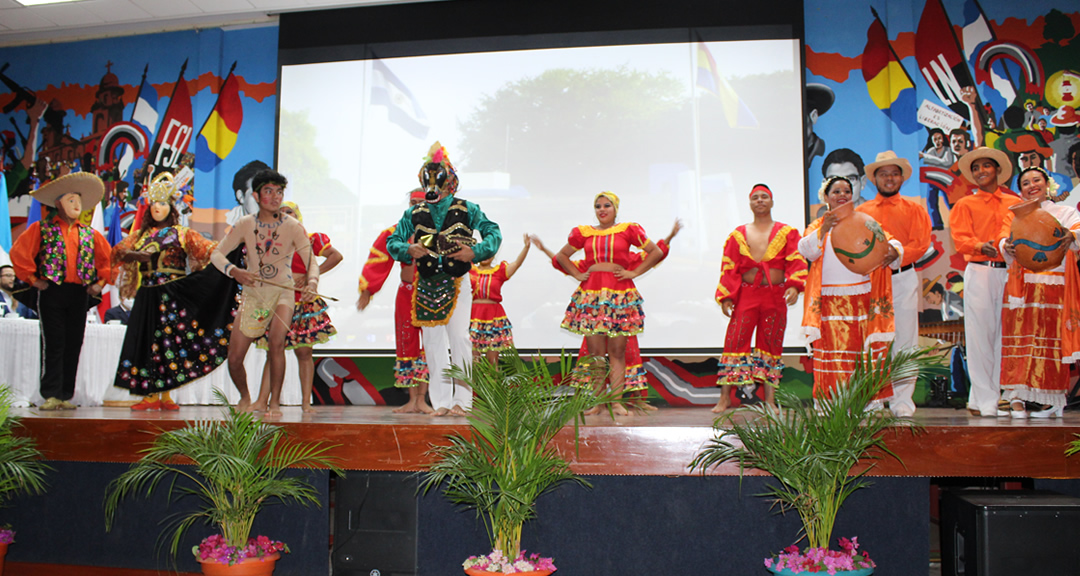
{"left": 15, "top": 0, "right": 87, "bottom": 6}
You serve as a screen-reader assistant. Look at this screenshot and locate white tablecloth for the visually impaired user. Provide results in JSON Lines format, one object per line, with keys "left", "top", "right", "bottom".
{"left": 0, "top": 317, "right": 302, "bottom": 407}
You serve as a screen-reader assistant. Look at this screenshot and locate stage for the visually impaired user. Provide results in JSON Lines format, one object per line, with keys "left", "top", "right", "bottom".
{"left": 19, "top": 405, "right": 1080, "bottom": 478}
{"left": 9, "top": 405, "right": 1080, "bottom": 576}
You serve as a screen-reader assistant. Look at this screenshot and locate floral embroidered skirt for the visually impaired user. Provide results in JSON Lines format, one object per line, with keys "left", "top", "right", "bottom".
{"left": 115, "top": 266, "right": 240, "bottom": 395}
{"left": 470, "top": 302, "right": 514, "bottom": 352}
{"left": 561, "top": 273, "right": 645, "bottom": 336}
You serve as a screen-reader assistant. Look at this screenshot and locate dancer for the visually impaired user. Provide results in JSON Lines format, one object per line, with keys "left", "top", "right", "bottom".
{"left": 554, "top": 192, "right": 663, "bottom": 416}
{"left": 9, "top": 171, "right": 112, "bottom": 411}
{"left": 533, "top": 220, "right": 682, "bottom": 410}
{"left": 385, "top": 143, "right": 502, "bottom": 417}
{"left": 111, "top": 173, "right": 238, "bottom": 410}
{"left": 469, "top": 234, "right": 530, "bottom": 365}
{"left": 254, "top": 201, "right": 342, "bottom": 413}
{"left": 998, "top": 167, "right": 1080, "bottom": 418}
{"left": 949, "top": 147, "right": 1020, "bottom": 417}
{"left": 713, "top": 184, "right": 807, "bottom": 413}
{"left": 857, "top": 151, "right": 932, "bottom": 417}
{"left": 210, "top": 169, "right": 318, "bottom": 414}
{"left": 357, "top": 189, "right": 432, "bottom": 414}
{"left": 799, "top": 176, "right": 900, "bottom": 402}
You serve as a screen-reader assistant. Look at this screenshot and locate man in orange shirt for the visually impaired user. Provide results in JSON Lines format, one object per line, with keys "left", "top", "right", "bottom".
{"left": 948, "top": 147, "right": 1020, "bottom": 417}
{"left": 858, "top": 151, "right": 931, "bottom": 417}
{"left": 9, "top": 172, "right": 112, "bottom": 411}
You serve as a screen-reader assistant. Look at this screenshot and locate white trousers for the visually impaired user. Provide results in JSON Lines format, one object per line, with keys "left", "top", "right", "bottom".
{"left": 890, "top": 267, "right": 919, "bottom": 416}
{"left": 963, "top": 263, "right": 1007, "bottom": 416}
{"left": 422, "top": 284, "right": 474, "bottom": 410}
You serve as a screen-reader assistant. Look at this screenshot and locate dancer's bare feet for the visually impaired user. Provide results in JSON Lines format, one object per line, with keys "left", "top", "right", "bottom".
{"left": 639, "top": 402, "right": 658, "bottom": 411}
{"left": 236, "top": 398, "right": 254, "bottom": 413}
{"left": 432, "top": 407, "right": 451, "bottom": 417}
{"left": 264, "top": 405, "right": 282, "bottom": 418}
{"left": 449, "top": 405, "right": 469, "bottom": 417}
{"left": 301, "top": 404, "right": 316, "bottom": 414}
{"left": 711, "top": 397, "right": 731, "bottom": 414}
{"left": 611, "top": 403, "right": 629, "bottom": 416}
{"left": 392, "top": 403, "right": 416, "bottom": 414}
{"left": 583, "top": 406, "right": 602, "bottom": 416}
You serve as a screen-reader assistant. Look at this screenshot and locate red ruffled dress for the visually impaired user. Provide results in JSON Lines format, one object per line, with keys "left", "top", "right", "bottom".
{"left": 468, "top": 262, "right": 514, "bottom": 352}
{"left": 561, "top": 222, "right": 651, "bottom": 336}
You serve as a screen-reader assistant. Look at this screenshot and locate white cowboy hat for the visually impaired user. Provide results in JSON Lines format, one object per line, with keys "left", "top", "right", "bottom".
{"left": 958, "top": 146, "right": 1013, "bottom": 186}
{"left": 30, "top": 172, "right": 105, "bottom": 208}
{"left": 865, "top": 150, "right": 912, "bottom": 183}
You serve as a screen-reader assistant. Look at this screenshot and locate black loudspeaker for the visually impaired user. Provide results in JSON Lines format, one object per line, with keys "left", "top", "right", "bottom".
{"left": 332, "top": 471, "right": 418, "bottom": 576}
{"left": 940, "top": 490, "right": 1080, "bottom": 576}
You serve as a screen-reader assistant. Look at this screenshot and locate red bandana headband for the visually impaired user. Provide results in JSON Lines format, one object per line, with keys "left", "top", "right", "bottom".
{"left": 750, "top": 184, "right": 773, "bottom": 198}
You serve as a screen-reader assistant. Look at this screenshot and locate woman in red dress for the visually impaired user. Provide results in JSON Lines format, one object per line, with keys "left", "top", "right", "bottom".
{"left": 553, "top": 192, "right": 663, "bottom": 415}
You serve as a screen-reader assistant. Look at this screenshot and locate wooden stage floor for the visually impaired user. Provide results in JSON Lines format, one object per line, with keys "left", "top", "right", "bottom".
{"left": 18, "top": 405, "right": 1080, "bottom": 479}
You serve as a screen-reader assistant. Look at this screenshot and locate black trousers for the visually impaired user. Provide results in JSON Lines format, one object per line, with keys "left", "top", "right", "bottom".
{"left": 37, "top": 282, "right": 90, "bottom": 401}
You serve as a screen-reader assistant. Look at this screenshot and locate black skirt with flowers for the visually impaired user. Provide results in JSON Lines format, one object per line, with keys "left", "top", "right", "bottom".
{"left": 114, "top": 259, "right": 241, "bottom": 396}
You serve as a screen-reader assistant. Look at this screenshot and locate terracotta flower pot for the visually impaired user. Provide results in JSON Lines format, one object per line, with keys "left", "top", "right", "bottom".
{"left": 1009, "top": 199, "right": 1071, "bottom": 272}
{"left": 829, "top": 202, "right": 890, "bottom": 275}
{"left": 199, "top": 553, "right": 280, "bottom": 576}
{"left": 465, "top": 569, "right": 553, "bottom": 576}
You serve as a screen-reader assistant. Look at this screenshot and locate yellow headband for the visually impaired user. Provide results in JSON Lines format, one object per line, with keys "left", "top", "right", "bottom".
{"left": 594, "top": 191, "right": 620, "bottom": 213}
{"left": 282, "top": 201, "right": 302, "bottom": 223}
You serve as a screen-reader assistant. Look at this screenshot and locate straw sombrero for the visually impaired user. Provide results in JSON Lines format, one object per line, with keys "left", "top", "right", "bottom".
{"left": 958, "top": 147, "right": 1012, "bottom": 186}
{"left": 865, "top": 150, "right": 913, "bottom": 183}
{"left": 30, "top": 172, "right": 105, "bottom": 208}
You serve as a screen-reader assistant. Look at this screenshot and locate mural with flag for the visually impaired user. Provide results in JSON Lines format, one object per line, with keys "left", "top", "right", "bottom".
{"left": 0, "top": 26, "right": 277, "bottom": 248}
{"left": 862, "top": 9, "right": 919, "bottom": 133}
{"left": 195, "top": 63, "right": 243, "bottom": 172}
{"left": 805, "top": 0, "right": 1079, "bottom": 332}
{"left": 147, "top": 60, "right": 193, "bottom": 177}
{"left": 915, "top": 0, "right": 982, "bottom": 119}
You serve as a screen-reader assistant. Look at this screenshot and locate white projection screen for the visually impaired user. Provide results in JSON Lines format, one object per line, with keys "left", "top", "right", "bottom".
{"left": 276, "top": 34, "right": 807, "bottom": 354}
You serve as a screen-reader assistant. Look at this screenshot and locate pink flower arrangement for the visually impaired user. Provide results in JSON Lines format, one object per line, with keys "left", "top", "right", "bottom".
{"left": 763, "top": 537, "right": 875, "bottom": 575}
{"left": 195, "top": 534, "right": 289, "bottom": 566}
{"left": 0, "top": 528, "right": 14, "bottom": 545}
{"left": 462, "top": 549, "right": 557, "bottom": 574}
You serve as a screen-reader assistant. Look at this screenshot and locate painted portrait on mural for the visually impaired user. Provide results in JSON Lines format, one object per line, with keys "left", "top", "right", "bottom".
{"left": 805, "top": 0, "right": 1080, "bottom": 329}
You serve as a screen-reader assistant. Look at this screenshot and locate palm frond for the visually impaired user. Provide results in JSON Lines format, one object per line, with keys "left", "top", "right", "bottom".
{"left": 689, "top": 346, "right": 942, "bottom": 549}
{"left": 422, "top": 348, "right": 615, "bottom": 558}
{"left": 0, "top": 385, "right": 51, "bottom": 505}
{"left": 104, "top": 388, "right": 343, "bottom": 561}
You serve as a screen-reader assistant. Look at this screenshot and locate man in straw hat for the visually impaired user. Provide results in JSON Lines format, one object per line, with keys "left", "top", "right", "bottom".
{"left": 949, "top": 146, "right": 1020, "bottom": 417}
{"left": 9, "top": 171, "right": 112, "bottom": 411}
{"left": 858, "top": 151, "right": 932, "bottom": 417}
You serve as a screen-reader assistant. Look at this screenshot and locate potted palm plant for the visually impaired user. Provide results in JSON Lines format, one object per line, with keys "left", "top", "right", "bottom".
{"left": 690, "top": 347, "right": 941, "bottom": 575}
{"left": 104, "top": 390, "right": 342, "bottom": 575}
{"left": 0, "top": 384, "right": 51, "bottom": 573}
{"left": 421, "top": 350, "right": 621, "bottom": 575}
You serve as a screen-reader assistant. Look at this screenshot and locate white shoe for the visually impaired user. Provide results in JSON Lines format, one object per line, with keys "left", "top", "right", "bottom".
{"left": 1009, "top": 401, "right": 1026, "bottom": 419}
{"left": 1030, "top": 405, "right": 1064, "bottom": 419}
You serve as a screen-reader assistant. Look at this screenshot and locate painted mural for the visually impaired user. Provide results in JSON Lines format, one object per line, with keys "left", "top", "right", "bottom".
{"left": 805, "top": 0, "right": 1080, "bottom": 326}
{"left": 0, "top": 26, "right": 278, "bottom": 244}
